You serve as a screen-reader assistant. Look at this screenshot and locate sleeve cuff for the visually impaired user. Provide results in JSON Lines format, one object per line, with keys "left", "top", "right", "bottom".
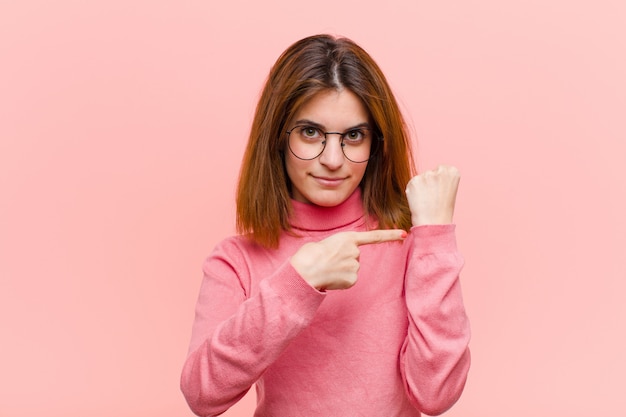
{"left": 408, "top": 224, "right": 459, "bottom": 256}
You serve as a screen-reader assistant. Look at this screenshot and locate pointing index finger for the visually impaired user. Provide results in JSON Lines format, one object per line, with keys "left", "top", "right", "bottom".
{"left": 352, "top": 229, "right": 407, "bottom": 246}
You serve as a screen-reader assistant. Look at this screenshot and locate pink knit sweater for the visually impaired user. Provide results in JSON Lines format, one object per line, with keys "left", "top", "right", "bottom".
{"left": 181, "top": 190, "right": 470, "bottom": 416}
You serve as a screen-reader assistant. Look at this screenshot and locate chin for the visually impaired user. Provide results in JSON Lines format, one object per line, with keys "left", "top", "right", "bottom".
{"left": 306, "top": 190, "right": 352, "bottom": 207}
{"left": 311, "top": 199, "right": 342, "bottom": 207}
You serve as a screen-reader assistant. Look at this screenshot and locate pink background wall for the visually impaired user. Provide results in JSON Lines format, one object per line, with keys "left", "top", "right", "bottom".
{"left": 2, "top": 1, "right": 625, "bottom": 416}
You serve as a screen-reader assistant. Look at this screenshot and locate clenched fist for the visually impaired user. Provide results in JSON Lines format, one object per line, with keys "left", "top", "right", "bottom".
{"left": 290, "top": 230, "right": 406, "bottom": 291}
{"left": 405, "top": 165, "right": 460, "bottom": 226}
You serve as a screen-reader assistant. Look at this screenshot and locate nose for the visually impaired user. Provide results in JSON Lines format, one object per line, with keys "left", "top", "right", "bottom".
{"left": 318, "top": 134, "right": 345, "bottom": 170}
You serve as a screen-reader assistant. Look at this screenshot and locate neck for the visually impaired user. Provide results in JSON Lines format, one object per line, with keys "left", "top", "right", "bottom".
{"left": 289, "top": 189, "right": 365, "bottom": 232}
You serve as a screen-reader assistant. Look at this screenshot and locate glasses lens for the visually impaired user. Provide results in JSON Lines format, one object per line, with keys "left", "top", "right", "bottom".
{"left": 288, "top": 126, "right": 326, "bottom": 160}
{"left": 341, "top": 128, "right": 373, "bottom": 163}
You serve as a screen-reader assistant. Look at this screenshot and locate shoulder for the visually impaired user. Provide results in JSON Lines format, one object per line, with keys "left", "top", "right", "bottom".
{"left": 205, "top": 234, "right": 256, "bottom": 263}
{"left": 198, "top": 235, "right": 266, "bottom": 298}
{"left": 203, "top": 234, "right": 270, "bottom": 274}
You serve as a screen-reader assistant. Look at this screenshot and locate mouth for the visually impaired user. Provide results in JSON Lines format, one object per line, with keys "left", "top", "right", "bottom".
{"left": 311, "top": 175, "right": 346, "bottom": 187}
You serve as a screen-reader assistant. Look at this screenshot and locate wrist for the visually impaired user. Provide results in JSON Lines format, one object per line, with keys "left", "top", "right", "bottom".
{"left": 411, "top": 215, "right": 454, "bottom": 226}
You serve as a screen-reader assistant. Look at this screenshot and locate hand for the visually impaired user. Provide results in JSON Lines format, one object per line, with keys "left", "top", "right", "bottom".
{"left": 290, "top": 230, "right": 407, "bottom": 291}
{"left": 405, "top": 165, "right": 460, "bottom": 226}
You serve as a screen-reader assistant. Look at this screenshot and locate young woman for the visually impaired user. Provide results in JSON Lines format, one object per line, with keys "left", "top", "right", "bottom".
{"left": 181, "top": 34, "right": 471, "bottom": 417}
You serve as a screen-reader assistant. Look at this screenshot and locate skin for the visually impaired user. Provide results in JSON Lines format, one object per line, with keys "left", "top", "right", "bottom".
{"left": 405, "top": 164, "right": 460, "bottom": 226}
{"left": 284, "top": 89, "right": 370, "bottom": 208}
{"left": 288, "top": 89, "right": 460, "bottom": 291}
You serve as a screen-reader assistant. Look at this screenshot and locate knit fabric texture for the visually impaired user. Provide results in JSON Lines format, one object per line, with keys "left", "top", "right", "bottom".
{"left": 181, "top": 189, "right": 471, "bottom": 417}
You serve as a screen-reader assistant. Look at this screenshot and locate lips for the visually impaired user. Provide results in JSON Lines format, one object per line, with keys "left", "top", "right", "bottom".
{"left": 311, "top": 175, "right": 346, "bottom": 187}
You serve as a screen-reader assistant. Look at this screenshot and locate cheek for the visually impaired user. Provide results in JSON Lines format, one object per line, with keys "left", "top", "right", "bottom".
{"left": 284, "top": 154, "right": 306, "bottom": 182}
{"left": 354, "top": 163, "right": 368, "bottom": 183}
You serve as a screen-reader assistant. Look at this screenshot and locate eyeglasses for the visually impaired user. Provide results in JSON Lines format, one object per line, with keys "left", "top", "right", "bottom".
{"left": 286, "top": 124, "right": 380, "bottom": 163}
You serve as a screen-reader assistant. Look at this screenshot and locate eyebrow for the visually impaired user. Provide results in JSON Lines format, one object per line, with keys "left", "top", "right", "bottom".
{"left": 292, "top": 119, "right": 371, "bottom": 132}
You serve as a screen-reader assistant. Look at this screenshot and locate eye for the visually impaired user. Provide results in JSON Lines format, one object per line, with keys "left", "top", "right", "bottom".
{"left": 300, "top": 126, "right": 322, "bottom": 139}
{"left": 343, "top": 129, "right": 366, "bottom": 143}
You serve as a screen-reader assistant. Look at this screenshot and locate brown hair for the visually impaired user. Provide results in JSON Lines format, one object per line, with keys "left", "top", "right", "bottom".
{"left": 236, "top": 34, "right": 416, "bottom": 248}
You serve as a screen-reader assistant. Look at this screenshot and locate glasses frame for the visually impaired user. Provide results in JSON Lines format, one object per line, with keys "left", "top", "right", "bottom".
{"left": 285, "top": 125, "right": 383, "bottom": 163}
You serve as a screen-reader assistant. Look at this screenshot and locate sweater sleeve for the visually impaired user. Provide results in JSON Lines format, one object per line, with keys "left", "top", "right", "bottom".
{"left": 400, "top": 225, "right": 471, "bottom": 416}
{"left": 180, "top": 239, "right": 326, "bottom": 417}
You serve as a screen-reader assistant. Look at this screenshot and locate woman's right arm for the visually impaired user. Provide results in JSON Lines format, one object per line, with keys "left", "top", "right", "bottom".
{"left": 180, "top": 239, "right": 325, "bottom": 417}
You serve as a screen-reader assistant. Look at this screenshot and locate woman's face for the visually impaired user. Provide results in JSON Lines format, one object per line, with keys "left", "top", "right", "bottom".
{"left": 284, "top": 89, "right": 370, "bottom": 207}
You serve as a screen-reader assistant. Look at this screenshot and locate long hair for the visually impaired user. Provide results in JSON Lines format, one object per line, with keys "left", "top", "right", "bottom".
{"left": 236, "top": 34, "right": 416, "bottom": 248}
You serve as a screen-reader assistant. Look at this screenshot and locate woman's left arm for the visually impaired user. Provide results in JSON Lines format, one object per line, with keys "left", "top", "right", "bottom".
{"left": 400, "top": 166, "right": 471, "bottom": 415}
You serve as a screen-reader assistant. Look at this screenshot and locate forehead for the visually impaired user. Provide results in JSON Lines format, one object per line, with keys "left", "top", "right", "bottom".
{"left": 291, "top": 89, "right": 370, "bottom": 128}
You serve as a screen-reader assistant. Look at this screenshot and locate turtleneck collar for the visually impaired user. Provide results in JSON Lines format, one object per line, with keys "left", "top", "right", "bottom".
{"left": 289, "top": 189, "right": 366, "bottom": 232}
